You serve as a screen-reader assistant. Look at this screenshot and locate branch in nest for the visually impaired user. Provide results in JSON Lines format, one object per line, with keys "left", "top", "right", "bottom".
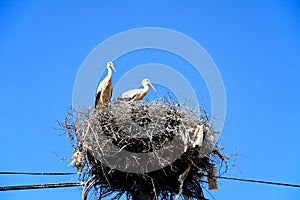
{"left": 208, "top": 164, "right": 218, "bottom": 190}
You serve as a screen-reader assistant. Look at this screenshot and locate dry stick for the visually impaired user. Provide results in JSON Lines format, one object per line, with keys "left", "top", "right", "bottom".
{"left": 143, "top": 174, "right": 158, "bottom": 200}
{"left": 88, "top": 123, "right": 112, "bottom": 188}
{"left": 82, "top": 176, "right": 99, "bottom": 200}
{"left": 208, "top": 164, "right": 218, "bottom": 190}
{"left": 175, "top": 165, "right": 192, "bottom": 200}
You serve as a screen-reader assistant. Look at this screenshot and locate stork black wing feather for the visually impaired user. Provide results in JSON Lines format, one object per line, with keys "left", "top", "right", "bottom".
{"left": 95, "top": 91, "right": 101, "bottom": 108}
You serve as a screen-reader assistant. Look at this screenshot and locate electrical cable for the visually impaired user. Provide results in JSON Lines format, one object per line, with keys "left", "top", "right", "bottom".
{"left": 0, "top": 172, "right": 79, "bottom": 176}
{"left": 217, "top": 176, "right": 300, "bottom": 188}
{"left": 0, "top": 182, "right": 85, "bottom": 191}
{"left": 0, "top": 172, "right": 299, "bottom": 191}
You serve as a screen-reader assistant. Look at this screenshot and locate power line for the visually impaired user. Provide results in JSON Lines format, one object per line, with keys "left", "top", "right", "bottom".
{"left": 217, "top": 176, "right": 300, "bottom": 188}
{"left": 0, "top": 172, "right": 79, "bottom": 176}
{"left": 0, "top": 182, "right": 85, "bottom": 191}
{"left": 1, "top": 172, "right": 300, "bottom": 190}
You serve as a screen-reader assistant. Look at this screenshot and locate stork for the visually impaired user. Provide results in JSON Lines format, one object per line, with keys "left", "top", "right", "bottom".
{"left": 95, "top": 61, "right": 116, "bottom": 109}
{"left": 120, "top": 78, "right": 156, "bottom": 102}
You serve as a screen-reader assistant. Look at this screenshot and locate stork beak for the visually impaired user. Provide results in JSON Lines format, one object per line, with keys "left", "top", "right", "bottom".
{"left": 110, "top": 65, "right": 117, "bottom": 72}
{"left": 148, "top": 82, "right": 156, "bottom": 92}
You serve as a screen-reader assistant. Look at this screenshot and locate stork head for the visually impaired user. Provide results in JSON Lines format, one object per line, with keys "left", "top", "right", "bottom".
{"left": 106, "top": 61, "right": 116, "bottom": 72}
{"left": 142, "top": 78, "right": 156, "bottom": 92}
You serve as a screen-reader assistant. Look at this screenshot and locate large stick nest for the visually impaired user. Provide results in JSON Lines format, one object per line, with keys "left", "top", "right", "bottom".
{"left": 63, "top": 98, "right": 226, "bottom": 200}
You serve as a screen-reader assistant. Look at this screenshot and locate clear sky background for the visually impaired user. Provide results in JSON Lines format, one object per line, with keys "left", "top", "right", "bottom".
{"left": 0, "top": 1, "right": 299, "bottom": 200}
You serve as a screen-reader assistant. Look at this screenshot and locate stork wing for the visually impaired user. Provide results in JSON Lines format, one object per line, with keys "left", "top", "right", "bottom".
{"left": 95, "top": 90, "right": 101, "bottom": 108}
{"left": 95, "top": 81, "right": 104, "bottom": 108}
{"left": 120, "top": 89, "right": 140, "bottom": 101}
{"left": 95, "top": 79, "right": 112, "bottom": 108}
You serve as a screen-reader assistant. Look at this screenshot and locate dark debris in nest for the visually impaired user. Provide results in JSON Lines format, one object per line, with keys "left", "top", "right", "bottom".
{"left": 62, "top": 98, "right": 227, "bottom": 200}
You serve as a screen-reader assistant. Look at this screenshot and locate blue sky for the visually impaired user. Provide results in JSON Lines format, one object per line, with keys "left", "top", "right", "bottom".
{"left": 0, "top": 1, "right": 300, "bottom": 200}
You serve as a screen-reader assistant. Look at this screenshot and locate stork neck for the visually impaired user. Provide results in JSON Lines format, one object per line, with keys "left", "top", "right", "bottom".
{"left": 143, "top": 84, "right": 149, "bottom": 92}
{"left": 106, "top": 67, "right": 113, "bottom": 80}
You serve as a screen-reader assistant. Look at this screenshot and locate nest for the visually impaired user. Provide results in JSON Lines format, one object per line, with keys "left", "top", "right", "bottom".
{"left": 63, "top": 98, "right": 226, "bottom": 200}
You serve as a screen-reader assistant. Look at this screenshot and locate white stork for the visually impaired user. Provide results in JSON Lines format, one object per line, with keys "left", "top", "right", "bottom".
{"left": 120, "top": 78, "right": 156, "bottom": 102}
{"left": 95, "top": 61, "right": 116, "bottom": 109}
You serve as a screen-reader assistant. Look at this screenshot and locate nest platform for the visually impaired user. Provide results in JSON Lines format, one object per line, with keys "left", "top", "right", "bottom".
{"left": 63, "top": 99, "right": 226, "bottom": 200}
